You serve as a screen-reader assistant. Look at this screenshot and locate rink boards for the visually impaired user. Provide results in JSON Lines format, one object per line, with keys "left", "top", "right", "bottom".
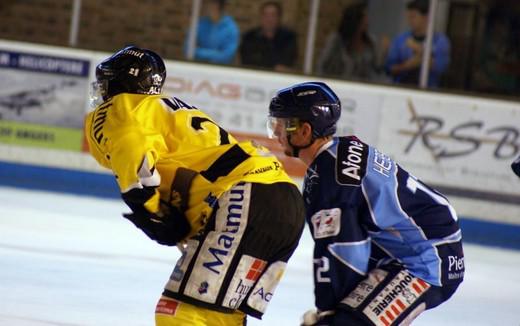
{"left": 0, "top": 39, "right": 519, "bottom": 249}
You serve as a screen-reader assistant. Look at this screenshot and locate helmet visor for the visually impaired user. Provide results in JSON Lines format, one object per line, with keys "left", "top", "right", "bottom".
{"left": 266, "top": 117, "right": 300, "bottom": 139}
{"left": 89, "top": 80, "right": 108, "bottom": 108}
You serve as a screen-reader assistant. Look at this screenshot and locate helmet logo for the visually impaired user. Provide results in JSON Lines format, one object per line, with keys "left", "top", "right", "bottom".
{"left": 128, "top": 67, "right": 139, "bottom": 76}
{"left": 148, "top": 86, "right": 161, "bottom": 95}
{"left": 296, "top": 90, "right": 317, "bottom": 96}
{"left": 312, "top": 105, "right": 329, "bottom": 115}
{"left": 152, "top": 73, "right": 163, "bottom": 86}
{"left": 122, "top": 49, "right": 145, "bottom": 58}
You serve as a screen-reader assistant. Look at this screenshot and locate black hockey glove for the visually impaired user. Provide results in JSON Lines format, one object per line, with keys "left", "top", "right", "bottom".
{"left": 121, "top": 186, "right": 191, "bottom": 245}
{"left": 512, "top": 156, "right": 520, "bottom": 178}
{"left": 123, "top": 205, "right": 191, "bottom": 246}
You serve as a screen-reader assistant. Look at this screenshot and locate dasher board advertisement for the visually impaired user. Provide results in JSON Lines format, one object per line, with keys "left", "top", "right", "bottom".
{"left": 377, "top": 91, "right": 520, "bottom": 208}
{"left": 162, "top": 61, "right": 382, "bottom": 146}
{"left": 0, "top": 48, "right": 90, "bottom": 151}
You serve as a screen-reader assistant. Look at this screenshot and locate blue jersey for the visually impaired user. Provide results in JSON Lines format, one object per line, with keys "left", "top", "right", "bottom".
{"left": 303, "top": 136, "right": 464, "bottom": 311}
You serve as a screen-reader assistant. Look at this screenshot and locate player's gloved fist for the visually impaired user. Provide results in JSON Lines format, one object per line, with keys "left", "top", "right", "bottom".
{"left": 123, "top": 205, "right": 190, "bottom": 246}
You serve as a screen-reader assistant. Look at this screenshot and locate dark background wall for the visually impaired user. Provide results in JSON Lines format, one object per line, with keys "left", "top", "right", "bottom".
{"left": 0, "top": 0, "right": 356, "bottom": 70}
{"left": 2, "top": 0, "right": 519, "bottom": 97}
{"left": 0, "top": 0, "right": 74, "bottom": 46}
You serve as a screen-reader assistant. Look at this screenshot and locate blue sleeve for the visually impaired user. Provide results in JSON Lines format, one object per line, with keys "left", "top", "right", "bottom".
{"left": 195, "top": 47, "right": 236, "bottom": 64}
{"left": 431, "top": 34, "right": 450, "bottom": 75}
{"left": 384, "top": 35, "right": 404, "bottom": 74}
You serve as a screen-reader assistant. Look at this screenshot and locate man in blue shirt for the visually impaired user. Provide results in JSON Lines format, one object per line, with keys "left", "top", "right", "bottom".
{"left": 385, "top": 0, "right": 450, "bottom": 87}
{"left": 267, "top": 82, "right": 464, "bottom": 325}
{"left": 185, "top": 0, "right": 239, "bottom": 64}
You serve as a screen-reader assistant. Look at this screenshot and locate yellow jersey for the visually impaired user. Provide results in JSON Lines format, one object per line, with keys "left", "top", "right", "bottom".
{"left": 84, "top": 93, "right": 294, "bottom": 236}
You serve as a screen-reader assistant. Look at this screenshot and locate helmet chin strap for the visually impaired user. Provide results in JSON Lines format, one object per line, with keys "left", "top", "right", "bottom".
{"left": 287, "top": 134, "right": 315, "bottom": 158}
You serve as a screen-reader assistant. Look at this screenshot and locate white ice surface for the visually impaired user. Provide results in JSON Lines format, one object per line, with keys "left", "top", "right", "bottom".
{"left": 0, "top": 186, "right": 519, "bottom": 325}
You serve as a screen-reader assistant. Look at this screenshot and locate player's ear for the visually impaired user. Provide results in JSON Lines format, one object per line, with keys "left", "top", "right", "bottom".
{"left": 299, "top": 122, "right": 313, "bottom": 142}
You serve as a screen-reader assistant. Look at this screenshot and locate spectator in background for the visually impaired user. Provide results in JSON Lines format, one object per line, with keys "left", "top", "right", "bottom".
{"left": 185, "top": 0, "right": 239, "bottom": 65}
{"left": 317, "top": 2, "right": 383, "bottom": 82}
{"left": 240, "top": 1, "right": 297, "bottom": 72}
{"left": 385, "top": 0, "right": 450, "bottom": 87}
{"left": 473, "top": 5, "right": 520, "bottom": 95}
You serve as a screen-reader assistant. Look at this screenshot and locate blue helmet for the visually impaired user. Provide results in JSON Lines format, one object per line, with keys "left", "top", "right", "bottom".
{"left": 269, "top": 82, "right": 341, "bottom": 138}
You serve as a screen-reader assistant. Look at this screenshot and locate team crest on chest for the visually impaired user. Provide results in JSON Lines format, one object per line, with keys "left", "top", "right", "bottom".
{"left": 311, "top": 208, "right": 341, "bottom": 239}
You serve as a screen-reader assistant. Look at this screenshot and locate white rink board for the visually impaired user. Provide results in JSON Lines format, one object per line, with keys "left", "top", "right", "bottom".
{"left": 376, "top": 90, "right": 520, "bottom": 221}
{"left": 378, "top": 91, "right": 520, "bottom": 195}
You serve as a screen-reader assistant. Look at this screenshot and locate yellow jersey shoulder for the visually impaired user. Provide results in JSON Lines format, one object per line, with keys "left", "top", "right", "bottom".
{"left": 85, "top": 101, "right": 112, "bottom": 168}
{"left": 84, "top": 94, "right": 151, "bottom": 167}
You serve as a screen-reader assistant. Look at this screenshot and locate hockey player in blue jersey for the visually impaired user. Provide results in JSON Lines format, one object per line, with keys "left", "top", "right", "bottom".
{"left": 267, "top": 82, "right": 464, "bottom": 326}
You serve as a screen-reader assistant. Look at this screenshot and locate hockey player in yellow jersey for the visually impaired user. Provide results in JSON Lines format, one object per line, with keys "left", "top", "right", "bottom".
{"left": 84, "top": 46, "right": 305, "bottom": 325}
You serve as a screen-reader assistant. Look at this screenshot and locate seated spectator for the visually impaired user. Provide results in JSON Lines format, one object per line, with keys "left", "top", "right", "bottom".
{"left": 385, "top": 0, "right": 450, "bottom": 87}
{"left": 185, "top": 0, "right": 239, "bottom": 65}
{"left": 317, "top": 2, "right": 383, "bottom": 82}
{"left": 240, "top": 1, "right": 297, "bottom": 72}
